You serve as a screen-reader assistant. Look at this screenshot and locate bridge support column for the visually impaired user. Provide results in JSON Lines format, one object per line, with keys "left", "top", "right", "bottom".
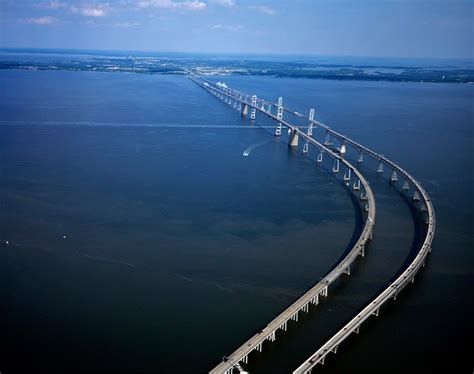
{"left": 289, "top": 129, "right": 299, "bottom": 147}
{"left": 391, "top": 170, "right": 398, "bottom": 183}
{"left": 241, "top": 104, "right": 248, "bottom": 117}
{"left": 345, "top": 266, "right": 351, "bottom": 276}
{"left": 324, "top": 134, "right": 332, "bottom": 146}
{"left": 403, "top": 180, "right": 410, "bottom": 191}
{"left": 373, "top": 308, "right": 380, "bottom": 317}
{"left": 377, "top": 161, "right": 384, "bottom": 174}
{"left": 355, "top": 326, "right": 360, "bottom": 334}
{"left": 413, "top": 191, "right": 420, "bottom": 201}
{"left": 359, "top": 245, "right": 365, "bottom": 257}
{"left": 332, "top": 158, "right": 340, "bottom": 173}
{"left": 358, "top": 153, "right": 364, "bottom": 163}
{"left": 317, "top": 152, "right": 323, "bottom": 163}
{"left": 353, "top": 179, "right": 361, "bottom": 191}
{"left": 333, "top": 345, "right": 338, "bottom": 354}
{"left": 275, "top": 123, "right": 282, "bottom": 136}
{"left": 302, "top": 142, "right": 309, "bottom": 154}
{"left": 344, "top": 168, "right": 351, "bottom": 182}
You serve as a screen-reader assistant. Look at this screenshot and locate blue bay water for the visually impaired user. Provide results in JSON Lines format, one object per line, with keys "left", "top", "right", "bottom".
{"left": 0, "top": 69, "right": 472, "bottom": 373}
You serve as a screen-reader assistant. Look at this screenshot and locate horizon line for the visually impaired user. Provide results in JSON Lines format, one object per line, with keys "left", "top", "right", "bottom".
{"left": 1, "top": 46, "right": 472, "bottom": 62}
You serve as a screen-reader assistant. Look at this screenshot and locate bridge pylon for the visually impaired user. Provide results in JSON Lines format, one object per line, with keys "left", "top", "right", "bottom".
{"left": 275, "top": 96, "right": 284, "bottom": 136}
{"left": 307, "top": 108, "right": 315, "bottom": 136}
{"left": 250, "top": 95, "right": 257, "bottom": 120}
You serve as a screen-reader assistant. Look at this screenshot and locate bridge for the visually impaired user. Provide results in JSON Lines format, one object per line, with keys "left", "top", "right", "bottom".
{"left": 188, "top": 75, "right": 435, "bottom": 374}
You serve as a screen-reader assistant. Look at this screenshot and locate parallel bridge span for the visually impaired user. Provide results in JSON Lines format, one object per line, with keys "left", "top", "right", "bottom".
{"left": 189, "top": 75, "right": 434, "bottom": 374}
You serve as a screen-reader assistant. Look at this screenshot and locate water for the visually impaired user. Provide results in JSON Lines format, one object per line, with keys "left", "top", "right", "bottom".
{"left": 0, "top": 68, "right": 472, "bottom": 373}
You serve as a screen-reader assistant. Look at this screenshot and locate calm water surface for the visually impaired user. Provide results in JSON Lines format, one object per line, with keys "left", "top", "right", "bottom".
{"left": 0, "top": 70, "right": 472, "bottom": 373}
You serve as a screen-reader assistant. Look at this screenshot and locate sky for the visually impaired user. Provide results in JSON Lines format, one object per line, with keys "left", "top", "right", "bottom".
{"left": 0, "top": 0, "right": 472, "bottom": 59}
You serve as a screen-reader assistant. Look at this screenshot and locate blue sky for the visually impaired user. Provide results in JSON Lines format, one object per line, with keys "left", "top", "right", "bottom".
{"left": 0, "top": 0, "right": 472, "bottom": 58}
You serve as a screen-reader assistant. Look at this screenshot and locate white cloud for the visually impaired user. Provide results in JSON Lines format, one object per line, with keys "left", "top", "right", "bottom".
{"left": 115, "top": 22, "right": 140, "bottom": 28}
{"left": 211, "top": 0, "right": 235, "bottom": 6}
{"left": 35, "top": 0, "right": 65, "bottom": 10}
{"left": 249, "top": 5, "right": 277, "bottom": 16}
{"left": 71, "top": 5, "right": 107, "bottom": 17}
{"left": 212, "top": 23, "right": 244, "bottom": 32}
{"left": 21, "top": 16, "right": 58, "bottom": 25}
{"left": 137, "top": 0, "right": 206, "bottom": 10}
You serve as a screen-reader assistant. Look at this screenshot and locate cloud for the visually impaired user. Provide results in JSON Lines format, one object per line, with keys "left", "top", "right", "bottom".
{"left": 35, "top": 0, "right": 65, "bottom": 10}
{"left": 211, "top": 0, "right": 235, "bottom": 6}
{"left": 71, "top": 5, "right": 107, "bottom": 17}
{"left": 115, "top": 22, "right": 140, "bottom": 28}
{"left": 212, "top": 24, "right": 244, "bottom": 32}
{"left": 21, "top": 16, "right": 58, "bottom": 25}
{"left": 248, "top": 5, "right": 277, "bottom": 16}
{"left": 137, "top": 0, "right": 206, "bottom": 10}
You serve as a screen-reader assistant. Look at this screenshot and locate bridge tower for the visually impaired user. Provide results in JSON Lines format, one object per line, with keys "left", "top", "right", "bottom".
{"left": 250, "top": 95, "right": 257, "bottom": 119}
{"left": 307, "top": 108, "right": 315, "bottom": 136}
{"left": 275, "top": 96, "right": 283, "bottom": 136}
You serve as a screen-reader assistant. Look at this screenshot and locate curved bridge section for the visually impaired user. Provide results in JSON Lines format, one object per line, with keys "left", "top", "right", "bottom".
{"left": 189, "top": 76, "right": 375, "bottom": 374}
{"left": 189, "top": 75, "right": 434, "bottom": 374}
{"left": 292, "top": 131, "right": 436, "bottom": 374}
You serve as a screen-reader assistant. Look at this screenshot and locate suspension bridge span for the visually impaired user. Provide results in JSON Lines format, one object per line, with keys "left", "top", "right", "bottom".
{"left": 188, "top": 75, "right": 435, "bottom": 374}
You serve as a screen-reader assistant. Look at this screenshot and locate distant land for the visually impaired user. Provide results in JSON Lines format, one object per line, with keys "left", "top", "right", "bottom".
{"left": 1, "top": 48, "right": 473, "bottom": 83}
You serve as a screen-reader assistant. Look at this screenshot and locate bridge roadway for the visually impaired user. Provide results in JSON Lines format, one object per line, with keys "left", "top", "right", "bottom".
{"left": 189, "top": 75, "right": 376, "bottom": 374}
{"left": 191, "top": 76, "right": 436, "bottom": 373}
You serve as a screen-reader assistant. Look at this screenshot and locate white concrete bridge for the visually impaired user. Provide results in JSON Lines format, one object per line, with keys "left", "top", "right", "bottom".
{"left": 189, "top": 75, "right": 435, "bottom": 374}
